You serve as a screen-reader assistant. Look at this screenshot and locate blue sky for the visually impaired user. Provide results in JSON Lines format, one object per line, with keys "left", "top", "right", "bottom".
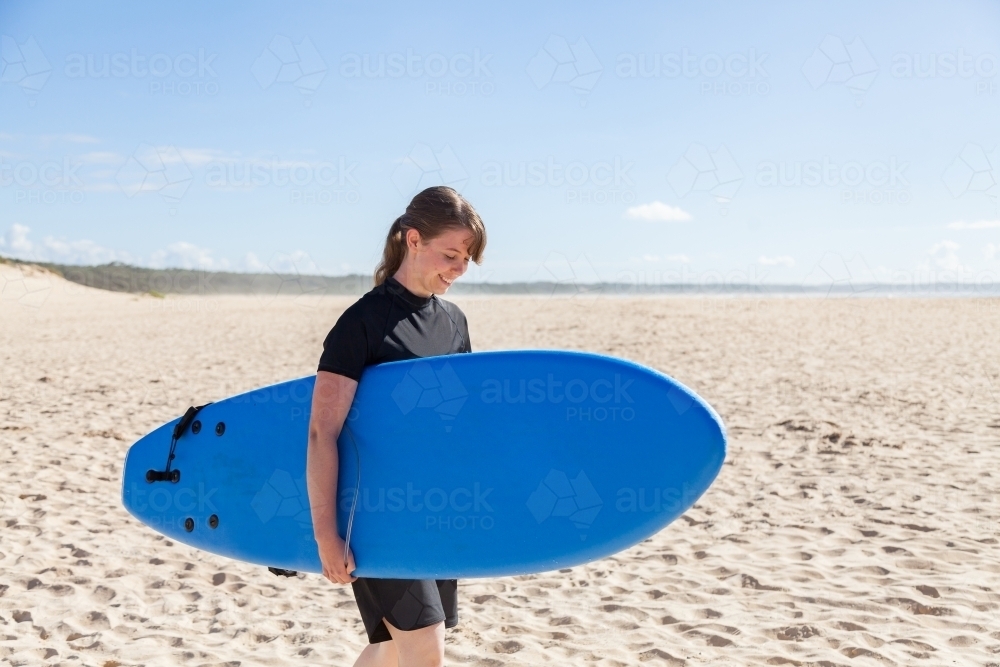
{"left": 2, "top": 1, "right": 999, "bottom": 286}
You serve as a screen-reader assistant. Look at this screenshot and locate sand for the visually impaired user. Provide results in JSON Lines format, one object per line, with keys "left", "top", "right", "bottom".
{"left": 1, "top": 265, "right": 998, "bottom": 666}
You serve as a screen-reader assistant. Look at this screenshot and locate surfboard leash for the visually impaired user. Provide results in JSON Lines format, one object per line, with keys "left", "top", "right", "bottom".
{"left": 268, "top": 425, "right": 359, "bottom": 581}
{"left": 341, "top": 423, "right": 362, "bottom": 571}
{"left": 145, "top": 403, "right": 211, "bottom": 483}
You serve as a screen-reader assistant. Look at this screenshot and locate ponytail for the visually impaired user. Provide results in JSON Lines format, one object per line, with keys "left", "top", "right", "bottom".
{"left": 373, "top": 186, "right": 486, "bottom": 286}
{"left": 374, "top": 216, "right": 408, "bottom": 286}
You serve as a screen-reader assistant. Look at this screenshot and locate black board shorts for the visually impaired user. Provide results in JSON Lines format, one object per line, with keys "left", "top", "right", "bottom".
{"left": 352, "top": 577, "right": 458, "bottom": 644}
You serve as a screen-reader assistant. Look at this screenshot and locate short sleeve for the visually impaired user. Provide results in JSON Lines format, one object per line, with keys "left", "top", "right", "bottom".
{"left": 460, "top": 310, "right": 472, "bottom": 353}
{"left": 447, "top": 302, "right": 471, "bottom": 353}
{"left": 317, "top": 301, "right": 375, "bottom": 381}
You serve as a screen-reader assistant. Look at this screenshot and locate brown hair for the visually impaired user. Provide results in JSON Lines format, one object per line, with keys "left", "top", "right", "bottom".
{"left": 374, "top": 186, "right": 487, "bottom": 286}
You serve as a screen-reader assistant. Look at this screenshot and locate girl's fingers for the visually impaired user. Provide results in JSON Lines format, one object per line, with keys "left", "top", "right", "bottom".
{"left": 320, "top": 557, "right": 356, "bottom": 584}
{"left": 346, "top": 552, "right": 357, "bottom": 581}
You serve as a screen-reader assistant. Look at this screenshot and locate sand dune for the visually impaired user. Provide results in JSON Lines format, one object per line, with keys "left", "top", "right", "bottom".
{"left": 1, "top": 267, "right": 998, "bottom": 665}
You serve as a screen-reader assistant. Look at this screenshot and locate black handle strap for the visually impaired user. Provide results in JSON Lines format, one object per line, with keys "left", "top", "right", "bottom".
{"left": 172, "top": 405, "right": 204, "bottom": 443}
{"left": 146, "top": 403, "right": 211, "bottom": 483}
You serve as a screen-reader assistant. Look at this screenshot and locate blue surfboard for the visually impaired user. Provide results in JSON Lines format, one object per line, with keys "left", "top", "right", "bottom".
{"left": 122, "top": 350, "right": 726, "bottom": 578}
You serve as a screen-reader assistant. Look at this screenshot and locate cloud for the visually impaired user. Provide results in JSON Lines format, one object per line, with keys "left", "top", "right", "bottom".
{"left": 1, "top": 225, "right": 339, "bottom": 276}
{"left": 631, "top": 253, "right": 689, "bottom": 264}
{"left": 1, "top": 223, "right": 35, "bottom": 255}
{"left": 986, "top": 243, "right": 997, "bottom": 261}
{"left": 926, "top": 240, "right": 966, "bottom": 272}
{"left": 758, "top": 255, "right": 795, "bottom": 267}
{"left": 40, "top": 236, "right": 131, "bottom": 265}
{"left": 947, "top": 219, "right": 1000, "bottom": 230}
{"left": 0, "top": 223, "right": 134, "bottom": 264}
{"left": 243, "top": 252, "right": 265, "bottom": 271}
{"left": 40, "top": 133, "right": 100, "bottom": 145}
{"left": 78, "top": 151, "right": 125, "bottom": 165}
{"left": 0, "top": 225, "right": 229, "bottom": 270}
{"left": 176, "top": 147, "right": 228, "bottom": 168}
{"left": 149, "top": 242, "right": 230, "bottom": 271}
{"left": 625, "top": 201, "right": 692, "bottom": 222}
{"left": 64, "top": 134, "right": 100, "bottom": 144}
{"left": 264, "top": 250, "right": 319, "bottom": 274}
{"left": 0, "top": 224, "right": 137, "bottom": 264}
{"left": 802, "top": 252, "right": 878, "bottom": 289}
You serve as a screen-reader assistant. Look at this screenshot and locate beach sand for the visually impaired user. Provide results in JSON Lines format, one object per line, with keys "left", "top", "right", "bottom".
{"left": 1, "top": 266, "right": 998, "bottom": 666}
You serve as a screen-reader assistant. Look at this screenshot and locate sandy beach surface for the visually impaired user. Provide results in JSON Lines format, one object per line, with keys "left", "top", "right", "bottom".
{"left": 1, "top": 265, "right": 999, "bottom": 666}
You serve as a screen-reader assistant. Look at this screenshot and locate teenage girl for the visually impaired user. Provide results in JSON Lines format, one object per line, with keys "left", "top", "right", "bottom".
{"left": 307, "top": 186, "right": 487, "bottom": 667}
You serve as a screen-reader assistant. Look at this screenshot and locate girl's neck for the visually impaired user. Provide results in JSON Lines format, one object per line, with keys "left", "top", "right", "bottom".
{"left": 391, "top": 264, "right": 432, "bottom": 298}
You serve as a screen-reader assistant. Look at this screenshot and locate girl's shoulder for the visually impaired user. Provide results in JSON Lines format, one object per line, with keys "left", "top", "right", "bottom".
{"left": 435, "top": 296, "right": 467, "bottom": 320}
{"left": 336, "top": 284, "right": 392, "bottom": 325}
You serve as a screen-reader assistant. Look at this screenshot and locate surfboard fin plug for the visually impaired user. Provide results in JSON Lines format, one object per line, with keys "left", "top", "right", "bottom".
{"left": 146, "top": 403, "right": 212, "bottom": 483}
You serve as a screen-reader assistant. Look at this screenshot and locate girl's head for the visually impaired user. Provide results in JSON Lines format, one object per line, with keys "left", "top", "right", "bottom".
{"left": 374, "top": 186, "right": 486, "bottom": 295}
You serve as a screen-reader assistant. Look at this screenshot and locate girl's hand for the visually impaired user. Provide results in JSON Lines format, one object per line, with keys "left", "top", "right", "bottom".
{"left": 317, "top": 534, "right": 357, "bottom": 584}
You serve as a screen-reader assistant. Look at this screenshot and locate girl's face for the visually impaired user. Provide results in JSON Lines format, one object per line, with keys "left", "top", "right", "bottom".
{"left": 400, "top": 227, "right": 473, "bottom": 296}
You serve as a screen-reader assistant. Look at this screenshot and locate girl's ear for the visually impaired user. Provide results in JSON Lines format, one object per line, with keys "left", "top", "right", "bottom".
{"left": 405, "top": 227, "right": 422, "bottom": 250}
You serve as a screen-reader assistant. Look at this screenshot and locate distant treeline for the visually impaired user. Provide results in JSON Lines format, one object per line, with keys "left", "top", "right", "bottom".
{"left": 31, "top": 260, "right": 371, "bottom": 296}
{"left": 2, "top": 255, "right": 995, "bottom": 296}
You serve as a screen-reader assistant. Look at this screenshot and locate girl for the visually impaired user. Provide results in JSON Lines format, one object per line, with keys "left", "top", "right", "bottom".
{"left": 306, "top": 186, "right": 486, "bottom": 667}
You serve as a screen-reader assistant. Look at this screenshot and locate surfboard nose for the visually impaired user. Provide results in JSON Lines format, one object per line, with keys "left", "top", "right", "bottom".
{"left": 121, "top": 420, "right": 177, "bottom": 521}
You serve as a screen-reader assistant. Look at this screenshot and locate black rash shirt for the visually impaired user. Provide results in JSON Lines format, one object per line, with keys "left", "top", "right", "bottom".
{"left": 317, "top": 276, "right": 471, "bottom": 380}
{"left": 316, "top": 276, "right": 470, "bottom": 643}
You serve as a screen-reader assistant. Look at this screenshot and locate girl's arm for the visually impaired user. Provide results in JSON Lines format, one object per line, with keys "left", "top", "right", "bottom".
{"left": 306, "top": 370, "right": 359, "bottom": 584}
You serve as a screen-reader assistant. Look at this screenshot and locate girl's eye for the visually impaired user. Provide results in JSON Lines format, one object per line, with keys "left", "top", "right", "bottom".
{"left": 446, "top": 254, "right": 457, "bottom": 260}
